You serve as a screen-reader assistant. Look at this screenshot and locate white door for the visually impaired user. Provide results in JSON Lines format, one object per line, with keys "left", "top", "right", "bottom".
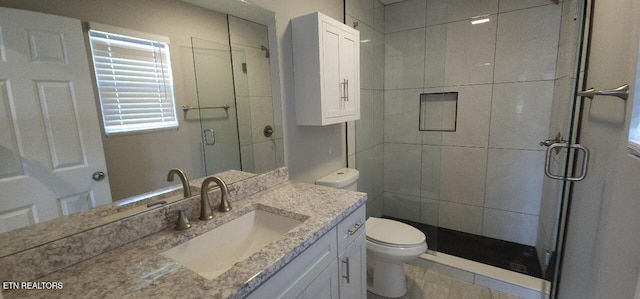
{"left": 0, "top": 7, "right": 111, "bottom": 232}
{"left": 322, "top": 21, "right": 343, "bottom": 119}
{"left": 340, "top": 29, "right": 358, "bottom": 117}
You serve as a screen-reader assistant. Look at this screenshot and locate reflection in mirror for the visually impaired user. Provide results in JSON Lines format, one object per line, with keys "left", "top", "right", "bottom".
{"left": 0, "top": 0, "right": 283, "bottom": 236}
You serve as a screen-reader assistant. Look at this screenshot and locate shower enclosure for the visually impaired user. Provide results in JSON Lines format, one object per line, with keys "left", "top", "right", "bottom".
{"left": 347, "top": 0, "right": 588, "bottom": 295}
{"left": 191, "top": 16, "right": 284, "bottom": 176}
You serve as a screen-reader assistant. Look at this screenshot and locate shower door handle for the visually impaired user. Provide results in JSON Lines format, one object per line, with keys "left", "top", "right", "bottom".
{"left": 544, "top": 143, "right": 590, "bottom": 181}
{"left": 577, "top": 84, "right": 629, "bottom": 100}
{"left": 203, "top": 129, "right": 216, "bottom": 146}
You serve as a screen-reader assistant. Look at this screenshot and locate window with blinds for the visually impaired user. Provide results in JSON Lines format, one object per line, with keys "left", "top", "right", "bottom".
{"left": 88, "top": 29, "right": 178, "bottom": 135}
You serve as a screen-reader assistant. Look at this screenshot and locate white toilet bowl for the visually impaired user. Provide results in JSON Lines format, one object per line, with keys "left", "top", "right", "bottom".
{"left": 366, "top": 217, "right": 427, "bottom": 298}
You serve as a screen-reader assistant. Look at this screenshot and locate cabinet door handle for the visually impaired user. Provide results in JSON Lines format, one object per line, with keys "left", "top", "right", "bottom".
{"left": 348, "top": 222, "right": 363, "bottom": 235}
{"left": 345, "top": 79, "right": 349, "bottom": 102}
{"left": 341, "top": 257, "right": 350, "bottom": 283}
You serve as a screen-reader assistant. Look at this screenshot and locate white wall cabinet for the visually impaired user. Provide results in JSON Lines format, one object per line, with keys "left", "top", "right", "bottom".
{"left": 247, "top": 205, "right": 366, "bottom": 299}
{"left": 292, "top": 12, "right": 360, "bottom": 126}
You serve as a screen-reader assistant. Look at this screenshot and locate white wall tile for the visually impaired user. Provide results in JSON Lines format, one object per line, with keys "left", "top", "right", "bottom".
{"left": 444, "top": 16, "right": 497, "bottom": 86}
{"left": 358, "top": 20, "right": 375, "bottom": 90}
{"left": 482, "top": 208, "right": 539, "bottom": 246}
{"left": 240, "top": 144, "right": 255, "bottom": 173}
{"left": 373, "top": 30, "right": 385, "bottom": 90}
{"left": 420, "top": 197, "right": 439, "bottom": 226}
{"left": 422, "top": 88, "right": 445, "bottom": 145}
{"left": 236, "top": 96, "right": 253, "bottom": 146}
{"left": 242, "top": 46, "right": 272, "bottom": 97}
{"left": 367, "top": 192, "right": 384, "bottom": 218}
{"left": 373, "top": 0, "right": 385, "bottom": 32}
{"left": 385, "top": 28, "right": 426, "bottom": 89}
{"left": 494, "top": 5, "right": 561, "bottom": 83}
{"left": 275, "top": 138, "right": 285, "bottom": 168}
{"left": 424, "top": 24, "right": 447, "bottom": 88}
{"left": 485, "top": 149, "right": 545, "bottom": 215}
{"left": 252, "top": 140, "right": 277, "bottom": 174}
{"left": 499, "top": 0, "right": 554, "bottom": 13}
{"left": 348, "top": 154, "right": 356, "bottom": 169}
{"left": 373, "top": 90, "right": 384, "bottom": 145}
{"left": 383, "top": 192, "right": 421, "bottom": 222}
{"left": 384, "top": 143, "right": 422, "bottom": 196}
{"left": 384, "top": 89, "right": 423, "bottom": 144}
{"left": 384, "top": 0, "right": 426, "bottom": 34}
{"left": 441, "top": 85, "right": 492, "bottom": 147}
{"left": 440, "top": 146, "right": 487, "bottom": 206}
{"left": 356, "top": 89, "right": 374, "bottom": 152}
{"left": 249, "top": 96, "right": 274, "bottom": 143}
{"left": 490, "top": 81, "right": 554, "bottom": 150}
{"left": 555, "top": 0, "right": 583, "bottom": 80}
{"left": 426, "top": 0, "right": 499, "bottom": 26}
{"left": 421, "top": 145, "right": 441, "bottom": 199}
{"left": 358, "top": 144, "right": 384, "bottom": 198}
{"left": 439, "top": 201, "right": 484, "bottom": 235}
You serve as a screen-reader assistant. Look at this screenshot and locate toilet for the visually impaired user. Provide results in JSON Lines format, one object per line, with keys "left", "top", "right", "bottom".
{"left": 316, "top": 168, "right": 428, "bottom": 298}
{"left": 365, "top": 217, "right": 427, "bottom": 297}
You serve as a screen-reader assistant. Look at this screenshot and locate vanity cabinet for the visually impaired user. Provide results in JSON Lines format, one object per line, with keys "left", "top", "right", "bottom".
{"left": 292, "top": 12, "right": 360, "bottom": 126}
{"left": 336, "top": 204, "right": 366, "bottom": 298}
{"left": 247, "top": 205, "right": 366, "bottom": 299}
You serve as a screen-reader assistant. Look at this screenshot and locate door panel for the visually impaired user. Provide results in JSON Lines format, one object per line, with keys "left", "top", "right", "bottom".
{"left": 340, "top": 30, "right": 358, "bottom": 117}
{"left": 0, "top": 7, "right": 111, "bottom": 232}
{"left": 322, "top": 22, "right": 342, "bottom": 119}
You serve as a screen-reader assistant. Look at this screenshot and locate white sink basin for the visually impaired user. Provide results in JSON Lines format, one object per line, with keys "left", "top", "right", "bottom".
{"left": 162, "top": 209, "right": 303, "bottom": 280}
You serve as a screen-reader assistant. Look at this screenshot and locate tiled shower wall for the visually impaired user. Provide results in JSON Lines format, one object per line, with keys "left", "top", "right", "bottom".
{"left": 347, "top": 0, "right": 386, "bottom": 218}
{"left": 380, "top": 0, "right": 563, "bottom": 247}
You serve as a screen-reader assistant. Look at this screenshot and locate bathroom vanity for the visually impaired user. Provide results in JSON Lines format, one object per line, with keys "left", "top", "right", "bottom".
{"left": 0, "top": 168, "right": 367, "bottom": 298}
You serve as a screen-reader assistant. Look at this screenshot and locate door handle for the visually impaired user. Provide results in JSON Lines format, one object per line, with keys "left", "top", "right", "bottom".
{"left": 577, "top": 84, "right": 629, "bottom": 100}
{"left": 345, "top": 79, "right": 349, "bottom": 102}
{"left": 544, "top": 143, "right": 590, "bottom": 181}
{"left": 341, "top": 257, "right": 350, "bottom": 283}
{"left": 203, "top": 129, "right": 215, "bottom": 146}
{"left": 92, "top": 171, "right": 105, "bottom": 181}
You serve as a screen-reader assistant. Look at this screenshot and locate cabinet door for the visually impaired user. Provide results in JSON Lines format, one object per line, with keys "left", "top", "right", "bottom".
{"left": 339, "top": 232, "right": 367, "bottom": 299}
{"left": 299, "top": 261, "right": 339, "bottom": 299}
{"left": 321, "top": 21, "right": 343, "bottom": 119}
{"left": 339, "top": 29, "right": 358, "bottom": 117}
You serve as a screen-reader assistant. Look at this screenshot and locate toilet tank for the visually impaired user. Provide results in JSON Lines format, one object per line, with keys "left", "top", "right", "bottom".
{"left": 316, "top": 168, "right": 359, "bottom": 191}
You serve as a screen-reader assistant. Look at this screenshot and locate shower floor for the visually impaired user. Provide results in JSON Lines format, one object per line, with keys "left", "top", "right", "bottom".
{"left": 384, "top": 216, "right": 543, "bottom": 279}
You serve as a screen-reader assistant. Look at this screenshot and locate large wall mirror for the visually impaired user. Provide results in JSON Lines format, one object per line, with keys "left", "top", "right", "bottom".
{"left": 0, "top": 0, "right": 284, "bottom": 236}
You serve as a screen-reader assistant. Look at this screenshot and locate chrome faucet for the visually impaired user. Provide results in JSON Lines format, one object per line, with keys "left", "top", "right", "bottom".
{"left": 167, "top": 168, "right": 192, "bottom": 198}
{"left": 199, "top": 176, "right": 232, "bottom": 220}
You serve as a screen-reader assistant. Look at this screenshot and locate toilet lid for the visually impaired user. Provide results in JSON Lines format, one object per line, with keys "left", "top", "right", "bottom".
{"left": 366, "top": 217, "right": 425, "bottom": 246}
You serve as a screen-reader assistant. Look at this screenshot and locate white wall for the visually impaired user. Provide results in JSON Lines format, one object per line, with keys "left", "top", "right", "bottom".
{"left": 247, "top": 0, "right": 346, "bottom": 184}
{"left": 560, "top": 0, "right": 640, "bottom": 298}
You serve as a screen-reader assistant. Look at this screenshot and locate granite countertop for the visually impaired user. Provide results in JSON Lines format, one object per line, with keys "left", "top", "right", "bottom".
{"left": 5, "top": 181, "right": 366, "bottom": 299}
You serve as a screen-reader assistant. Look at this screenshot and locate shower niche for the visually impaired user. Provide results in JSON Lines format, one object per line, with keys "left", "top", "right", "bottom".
{"left": 419, "top": 92, "right": 458, "bottom": 132}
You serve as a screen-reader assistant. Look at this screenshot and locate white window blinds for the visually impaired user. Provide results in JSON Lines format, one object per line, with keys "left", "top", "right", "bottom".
{"left": 88, "top": 28, "right": 178, "bottom": 135}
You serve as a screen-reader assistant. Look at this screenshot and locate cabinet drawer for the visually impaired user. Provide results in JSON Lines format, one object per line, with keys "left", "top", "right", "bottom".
{"left": 336, "top": 205, "right": 366, "bottom": 253}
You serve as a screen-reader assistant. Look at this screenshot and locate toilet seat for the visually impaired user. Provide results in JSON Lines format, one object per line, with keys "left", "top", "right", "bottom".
{"left": 366, "top": 217, "right": 426, "bottom": 247}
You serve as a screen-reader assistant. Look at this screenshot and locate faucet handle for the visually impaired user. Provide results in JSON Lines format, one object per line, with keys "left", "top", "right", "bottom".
{"left": 169, "top": 209, "right": 192, "bottom": 231}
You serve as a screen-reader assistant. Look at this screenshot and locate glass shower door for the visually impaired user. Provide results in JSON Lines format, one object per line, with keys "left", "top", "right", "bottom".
{"left": 191, "top": 37, "right": 241, "bottom": 175}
